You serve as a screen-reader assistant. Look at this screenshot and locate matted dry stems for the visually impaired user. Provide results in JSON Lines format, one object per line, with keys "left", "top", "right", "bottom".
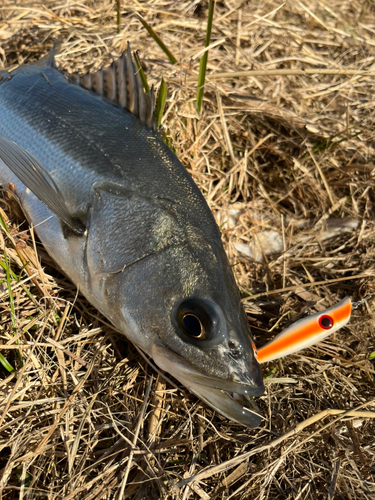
{"left": 0, "top": 1, "right": 374, "bottom": 499}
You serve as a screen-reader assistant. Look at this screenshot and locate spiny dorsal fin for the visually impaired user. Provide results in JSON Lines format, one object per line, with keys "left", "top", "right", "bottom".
{"left": 69, "top": 43, "right": 156, "bottom": 130}
{"left": 33, "top": 42, "right": 60, "bottom": 68}
{"left": 2, "top": 41, "right": 60, "bottom": 79}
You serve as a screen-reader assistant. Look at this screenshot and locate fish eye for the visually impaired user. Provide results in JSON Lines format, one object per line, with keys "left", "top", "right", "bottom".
{"left": 176, "top": 299, "right": 214, "bottom": 341}
{"left": 318, "top": 315, "right": 334, "bottom": 330}
{"left": 181, "top": 314, "right": 205, "bottom": 338}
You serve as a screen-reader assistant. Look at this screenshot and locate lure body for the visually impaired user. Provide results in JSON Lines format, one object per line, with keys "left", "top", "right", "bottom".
{"left": 256, "top": 298, "right": 352, "bottom": 364}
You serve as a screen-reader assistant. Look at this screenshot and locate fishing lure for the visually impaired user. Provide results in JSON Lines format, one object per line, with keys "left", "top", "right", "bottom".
{"left": 254, "top": 297, "right": 352, "bottom": 364}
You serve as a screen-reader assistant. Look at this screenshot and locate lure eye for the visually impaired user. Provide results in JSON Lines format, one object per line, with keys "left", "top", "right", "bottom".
{"left": 176, "top": 299, "right": 214, "bottom": 341}
{"left": 318, "top": 315, "right": 334, "bottom": 330}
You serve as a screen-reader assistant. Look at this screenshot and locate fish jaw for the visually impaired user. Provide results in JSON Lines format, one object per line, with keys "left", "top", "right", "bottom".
{"left": 151, "top": 341, "right": 264, "bottom": 427}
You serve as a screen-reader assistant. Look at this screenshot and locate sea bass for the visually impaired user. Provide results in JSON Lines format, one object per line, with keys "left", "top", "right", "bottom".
{"left": 0, "top": 46, "right": 264, "bottom": 427}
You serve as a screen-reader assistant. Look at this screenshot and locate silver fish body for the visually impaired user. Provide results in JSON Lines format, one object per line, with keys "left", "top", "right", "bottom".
{"left": 0, "top": 51, "right": 264, "bottom": 426}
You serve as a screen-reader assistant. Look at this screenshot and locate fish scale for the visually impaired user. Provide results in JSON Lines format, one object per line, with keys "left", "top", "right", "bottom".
{"left": 0, "top": 68, "right": 208, "bottom": 226}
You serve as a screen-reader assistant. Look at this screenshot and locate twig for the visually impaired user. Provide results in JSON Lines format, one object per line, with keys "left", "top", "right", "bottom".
{"left": 118, "top": 377, "right": 153, "bottom": 500}
{"left": 176, "top": 402, "right": 375, "bottom": 489}
{"left": 174, "top": 68, "right": 375, "bottom": 83}
{"left": 242, "top": 273, "right": 371, "bottom": 300}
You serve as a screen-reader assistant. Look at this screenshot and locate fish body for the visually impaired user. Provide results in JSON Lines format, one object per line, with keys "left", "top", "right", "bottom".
{"left": 0, "top": 49, "right": 264, "bottom": 426}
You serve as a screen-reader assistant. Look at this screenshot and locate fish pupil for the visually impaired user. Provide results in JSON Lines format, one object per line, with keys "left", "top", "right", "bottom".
{"left": 175, "top": 299, "right": 215, "bottom": 341}
{"left": 319, "top": 315, "right": 334, "bottom": 329}
{"left": 182, "top": 314, "right": 204, "bottom": 338}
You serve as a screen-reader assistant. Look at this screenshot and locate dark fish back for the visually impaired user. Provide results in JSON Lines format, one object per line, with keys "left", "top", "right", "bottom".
{"left": 0, "top": 66, "right": 219, "bottom": 240}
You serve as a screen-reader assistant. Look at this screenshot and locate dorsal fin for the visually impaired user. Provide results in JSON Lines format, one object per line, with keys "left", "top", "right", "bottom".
{"left": 1, "top": 41, "right": 60, "bottom": 80}
{"left": 33, "top": 42, "right": 60, "bottom": 68}
{"left": 0, "top": 40, "right": 61, "bottom": 83}
{"left": 69, "top": 43, "right": 156, "bottom": 130}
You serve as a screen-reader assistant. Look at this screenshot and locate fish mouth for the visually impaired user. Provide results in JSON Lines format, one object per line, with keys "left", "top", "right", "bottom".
{"left": 151, "top": 341, "right": 265, "bottom": 428}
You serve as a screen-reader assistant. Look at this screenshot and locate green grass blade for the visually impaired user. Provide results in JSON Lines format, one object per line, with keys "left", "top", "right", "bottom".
{"left": 3, "top": 250, "right": 23, "bottom": 366}
{"left": 136, "top": 13, "right": 178, "bottom": 65}
{"left": 196, "top": 0, "right": 215, "bottom": 115}
{"left": 0, "top": 352, "right": 14, "bottom": 372}
{"left": 115, "top": 0, "right": 121, "bottom": 34}
{"left": 0, "top": 258, "right": 38, "bottom": 306}
{"left": 155, "top": 78, "right": 168, "bottom": 128}
{"left": 4, "top": 252, "right": 16, "bottom": 334}
{"left": 0, "top": 210, "right": 10, "bottom": 234}
{"left": 134, "top": 51, "right": 150, "bottom": 93}
{"left": 0, "top": 210, "right": 41, "bottom": 307}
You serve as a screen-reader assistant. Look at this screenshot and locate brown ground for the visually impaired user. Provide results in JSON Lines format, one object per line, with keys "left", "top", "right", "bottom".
{"left": 0, "top": 1, "right": 375, "bottom": 499}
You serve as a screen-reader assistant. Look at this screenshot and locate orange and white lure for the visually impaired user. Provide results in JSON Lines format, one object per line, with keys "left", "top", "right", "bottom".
{"left": 254, "top": 297, "right": 352, "bottom": 364}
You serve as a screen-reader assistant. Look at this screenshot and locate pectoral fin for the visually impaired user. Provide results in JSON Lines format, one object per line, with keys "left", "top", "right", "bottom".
{"left": 0, "top": 135, "right": 85, "bottom": 235}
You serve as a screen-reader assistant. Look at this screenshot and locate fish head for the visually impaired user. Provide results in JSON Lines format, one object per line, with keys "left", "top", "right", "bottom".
{"left": 84, "top": 185, "right": 264, "bottom": 426}
{"left": 114, "top": 230, "right": 265, "bottom": 428}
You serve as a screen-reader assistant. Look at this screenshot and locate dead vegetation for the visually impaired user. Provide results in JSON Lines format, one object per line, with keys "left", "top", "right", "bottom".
{"left": 0, "top": 0, "right": 375, "bottom": 498}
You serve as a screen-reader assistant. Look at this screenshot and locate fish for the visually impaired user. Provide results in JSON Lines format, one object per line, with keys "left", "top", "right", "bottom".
{"left": 0, "top": 45, "right": 264, "bottom": 427}
{"left": 255, "top": 297, "right": 352, "bottom": 364}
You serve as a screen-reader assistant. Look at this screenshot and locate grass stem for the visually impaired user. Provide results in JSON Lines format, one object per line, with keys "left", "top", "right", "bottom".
{"left": 196, "top": 0, "right": 215, "bottom": 115}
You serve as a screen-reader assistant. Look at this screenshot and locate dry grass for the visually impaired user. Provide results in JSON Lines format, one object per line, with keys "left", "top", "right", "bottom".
{"left": 0, "top": 0, "right": 375, "bottom": 498}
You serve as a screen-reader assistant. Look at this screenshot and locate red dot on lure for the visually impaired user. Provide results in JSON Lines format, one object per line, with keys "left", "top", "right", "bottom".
{"left": 318, "top": 315, "right": 334, "bottom": 330}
